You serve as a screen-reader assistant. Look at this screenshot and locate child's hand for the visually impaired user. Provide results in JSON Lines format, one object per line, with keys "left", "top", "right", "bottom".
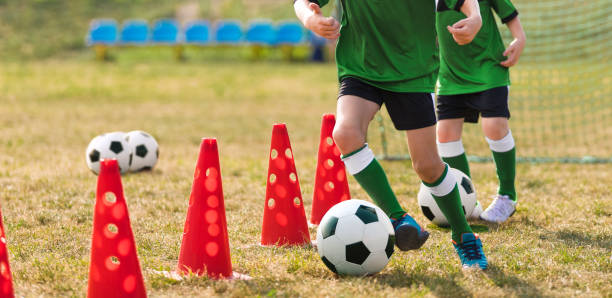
{"left": 305, "top": 2, "right": 340, "bottom": 39}
{"left": 447, "top": 15, "right": 482, "bottom": 45}
{"left": 500, "top": 37, "right": 525, "bottom": 67}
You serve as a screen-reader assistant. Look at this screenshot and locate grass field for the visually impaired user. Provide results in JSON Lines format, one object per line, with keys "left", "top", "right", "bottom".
{"left": 0, "top": 57, "right": 611, "bottom": 297}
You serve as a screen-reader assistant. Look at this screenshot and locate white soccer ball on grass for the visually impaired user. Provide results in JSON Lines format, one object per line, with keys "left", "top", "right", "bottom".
{"left": 418, "top": 168, "right": 479, "bottom": 226}
{"left": 124, "top": 130, "right": 159, "bottom": 172}
{"left": 85, "top": 132, "right": 131, "bottom": 175}
{"left": 316, "top": 199, "right": 395, "bottom": 276}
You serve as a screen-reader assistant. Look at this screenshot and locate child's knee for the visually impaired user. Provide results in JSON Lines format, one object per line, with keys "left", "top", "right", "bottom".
{"left": 332, "top": 125, "right": 363, "bottom": 152}
{"left": 413, "top": 159, "right": 445, "bottom": 183}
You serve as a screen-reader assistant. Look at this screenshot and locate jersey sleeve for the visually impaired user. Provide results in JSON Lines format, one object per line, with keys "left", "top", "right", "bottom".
{"left": 490, "top": 0, "right": 518, "bottom": 23}
{"left": 437, "top": 0, "right": 466, "bottom": 12}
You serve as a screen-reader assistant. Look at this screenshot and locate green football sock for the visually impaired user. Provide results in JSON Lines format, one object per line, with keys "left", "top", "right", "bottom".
{"left": 487, "top": 130, "right": 517, "bottom": 201}
{"left": 492, "top": 147, "right": 516, "bottom": 201}
{"left": 423, "top": 164, "right": 472, "bottom": 243}
{"left": 342, "top": 145, "right": 406, "bottom": 219}
{"left": 438, "top": 140, "right": 471, "bottom": 178}
{"left": 442, "top": 154, "right": 471, "bottom": 178}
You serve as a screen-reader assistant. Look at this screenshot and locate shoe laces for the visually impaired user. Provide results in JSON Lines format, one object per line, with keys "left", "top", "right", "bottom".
{"left": 457, "top": 238, "right": 482, "bottom": 260}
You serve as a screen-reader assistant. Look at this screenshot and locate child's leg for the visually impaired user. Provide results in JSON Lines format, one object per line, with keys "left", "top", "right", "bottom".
{"left": 437, "top": 118, "right": 471, "bottom": 177}
{"left": 406, "top": 125, "right": 472, "bottom": 243}
{"left": 335, "top": 94, "right": 429, "bottom": 250}
{"left": 481, "top": 117, "right": 516, "bottom": 201}
{"left": 334, "top": 95, "right": 406, "bottom": 219}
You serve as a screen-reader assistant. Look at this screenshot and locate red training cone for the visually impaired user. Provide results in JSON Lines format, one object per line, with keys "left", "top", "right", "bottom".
{"left": 177, "top": 138, "right": 233, "bottom": 279}
{"left": 87, "top": 159, "right": 146, "bottom": 298}
{"left": 0, "top": 204, "right": 14, "bottom": 298}
{"left": 261, "top": 124, "right": 310, "bottom": 246}
{"left": 310, "top": 114, "right": 350, "bottom": 225}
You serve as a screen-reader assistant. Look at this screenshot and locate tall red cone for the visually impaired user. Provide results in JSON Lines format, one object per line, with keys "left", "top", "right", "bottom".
{"left": 0, "top": 204, "right": 14, "bottom": 298}
{"left": 261, "top": 124, "right": 311, "bottom": 246}
{"left": 177, "top": 138, "right": 233, "bottom": 279}
{"left": 88, "top": 159, "right": 146, "bottom": 298}
{"left": 310, "top": 114, "right": 350, "bottom": 225}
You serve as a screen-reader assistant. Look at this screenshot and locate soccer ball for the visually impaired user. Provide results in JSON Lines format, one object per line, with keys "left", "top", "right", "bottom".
{"left": 124, "top": 130, "right": 159, "bottom": 172}
{"left": 85, "top": 132, "right": 131, "bottom": 175}
{"left": 316, "top": 199, "right": 395, "bottom": 276}
{"left": 470, "top": 200, "right": 483, "bottom": 220}
{"left": 418, "top": 168, "right": 477, "bottom": 226}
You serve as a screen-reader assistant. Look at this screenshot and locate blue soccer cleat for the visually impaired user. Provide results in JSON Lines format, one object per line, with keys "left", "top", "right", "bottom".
{"left": 391, "top": 213, "right": 430, "bottom": 251}
{"left": 453, "top": 233, "right": 488, "bottom": 270}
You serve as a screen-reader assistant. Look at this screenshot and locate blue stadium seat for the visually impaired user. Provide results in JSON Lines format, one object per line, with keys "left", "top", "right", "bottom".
{"left": 87, "top": 19, "right": 118, "bottom": 46}
{"left": 120, "top": 19, "right": 149, "bottom": 45}
{"left": 214, "top": 20, "right": 243, "bottom": 44}
{"left": 152, "top": 19, "right": 180, "bottom": 44}
{"left": 184, "top": 20, "right": 211, "bottom": 45}
{"left": 245, "top": 20, "right": 276, "bottom": 45}
{"left": 275, "top": 21, "right": 304, "bottom": 45}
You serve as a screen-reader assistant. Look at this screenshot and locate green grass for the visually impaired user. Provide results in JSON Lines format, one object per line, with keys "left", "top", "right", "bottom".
{"left": 0, "top": 57, "right": 610, "bottom": 297}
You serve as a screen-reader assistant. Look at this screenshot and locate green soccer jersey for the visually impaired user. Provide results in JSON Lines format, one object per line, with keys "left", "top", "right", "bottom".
{"left": 436, "top": 0, "right": 518, "bottom": 95}
{"left": 315, "top": 0, "right": 439, "bottom": 93}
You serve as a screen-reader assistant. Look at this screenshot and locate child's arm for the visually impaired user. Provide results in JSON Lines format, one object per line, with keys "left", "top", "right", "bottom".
{"left": 500, "top": 16, "right": 526, "bottom": 67}
{"left": 294, "top": 0, "right": 340, "bottom": 39}
{"left": 447, "top": 0, "right": 483, "bottom": 45}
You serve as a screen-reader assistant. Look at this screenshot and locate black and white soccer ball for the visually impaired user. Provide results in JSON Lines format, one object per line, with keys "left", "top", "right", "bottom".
{"left": 316, "top": 199, "right": 395, "bottom": 276}
{"left": 418, "top": 168, "right": 478, "bottom": 226}
{"left": 85, "top": 132, "right": 131, "bottom": 175}
{"left": 124, "top": 130, "right": 159, "bottom": 172}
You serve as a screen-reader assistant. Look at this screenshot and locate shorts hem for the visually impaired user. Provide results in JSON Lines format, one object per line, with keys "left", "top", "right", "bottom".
{"left": 437, "top": 112, "right": 510, "bottom": 123}
{"left": 337, "top": 89, "right": 382, "bottom": 105}
{"left": 393, "top": 120, "right": 437, "bottom": 131}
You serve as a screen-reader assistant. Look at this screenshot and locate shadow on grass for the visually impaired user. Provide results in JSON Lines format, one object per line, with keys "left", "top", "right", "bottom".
{"left": 521, "top": 217, "right": 612, "bottom": 250}
{"left": 369, "top": 256, "right": 541, "bottom": 297}
{"left": 484, "top": 264, "right": 543, "bottom": 297}
{"left": 427, "top": 224, "right": 490, "bottom": 234}
{"left": 552, "top": 229, "right": 611, "bottom": 249}
{"left": 372, "top": 268, "right": 472, "bottom": 297}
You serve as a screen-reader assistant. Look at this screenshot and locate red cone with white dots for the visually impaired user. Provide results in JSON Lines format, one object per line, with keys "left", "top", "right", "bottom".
{"left": 261, "top": 124, "right": 310, "bottom": 246}
{"left": 87, "top": 159, "right": 146, "bottom": 298}
{"left": 177, "top": 138, "right": 233, "bottom": 278}
{"left": 0, "top": 204, "right": 14, "bottom": 298}
{"left": 310, "top": 114, "right": 350, "bottom": 226}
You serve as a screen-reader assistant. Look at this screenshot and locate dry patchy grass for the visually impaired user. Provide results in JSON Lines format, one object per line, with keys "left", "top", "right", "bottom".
{"left": 0, "top": 59, "right": 610, "bottom": 297}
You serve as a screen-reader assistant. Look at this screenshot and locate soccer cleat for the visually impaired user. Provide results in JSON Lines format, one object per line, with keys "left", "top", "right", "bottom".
{"left": 480, "top": 195, "right": 516, "bottom": 223}
{"left": 452, "top": 233, "right": 487, "bottom": 270}
{"left": 390, "top": 213, "right": 429, "bottom": 251}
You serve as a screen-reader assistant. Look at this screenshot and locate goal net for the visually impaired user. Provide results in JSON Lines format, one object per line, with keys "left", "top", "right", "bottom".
{"left": 370, "top": 0, "right": 612, "bottom": 163}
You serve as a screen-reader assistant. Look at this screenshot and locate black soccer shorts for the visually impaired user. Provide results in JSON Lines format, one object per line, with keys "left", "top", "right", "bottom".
{"left": 436, "top": 86, "right": 510, "bottom": 123}
{"left": 338, "top": 77, "right": 437, "bottom": 130}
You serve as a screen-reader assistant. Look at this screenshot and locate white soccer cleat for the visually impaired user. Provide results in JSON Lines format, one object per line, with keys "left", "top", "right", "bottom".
{"left": 480, "top": 195, "right": 516, "bottom": 223}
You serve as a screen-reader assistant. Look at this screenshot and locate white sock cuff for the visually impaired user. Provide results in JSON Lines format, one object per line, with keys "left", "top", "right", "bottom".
{"left": 437, "top": 139, "right": 465, "bottom": 157}
{"left": 342, "top": 144, "right": 375, "bottom": 175}
{"left": 425, "top": 165, "right": 456, "bottom": 197}
{"left": 486, "top": 130, "right": 515, "bottom": 152}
